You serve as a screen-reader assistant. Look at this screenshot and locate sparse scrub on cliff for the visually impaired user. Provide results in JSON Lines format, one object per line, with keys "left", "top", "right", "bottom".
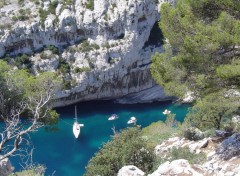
{"left": 85, "top": 0, "right": 94, "bottom": 11}
{"left": 18, "top": 0, "right": 24, "bottom": 6}
{"left": 63, "top": 0, "right": 74, "bottom": 6}
{"left": 58, "top": 58, "right": 71, "bottom": 74}
{"left": 13, "top": 165, "right": 46, "bottom": 176}
{"left": 49, "top": 0, "right": 58, "bottom": 15}
{"left": 142, "top": 114, "right": 180, "bottom": 149}
{"left": 38, "top": 7, "right": 47, "bottom": 28}
{"left": 45, "top": 45, "right": 59, "bottom": 54}
{"left": 153, "top": 147, "right": 206, "bottom": 171}
{"left": 74, "top": 66, "right": 91, "bottom": 73}
{"left": 0, "top": 24, "right": 11, "bottom": 30}
{"left": 80, "top": 41, "right": 100, "bottom": 52}
{"left": 14, "top": 54, "right": 33, "bottom": 70}
{"left": 12, "top": 8, "right": 30, "bottom": 21}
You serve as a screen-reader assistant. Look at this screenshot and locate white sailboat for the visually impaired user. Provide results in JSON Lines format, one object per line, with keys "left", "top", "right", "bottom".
{"left": 108, "top": 114, "right": 118, "bottom": 121}
{"left": 127, "top": 116, "right": 137, "bottom": 125}
{"left": 73, "top": 106, "right": 84, "bottom": 138}
{"left": 163, "top": 109, "right": 171, "bottom": 115}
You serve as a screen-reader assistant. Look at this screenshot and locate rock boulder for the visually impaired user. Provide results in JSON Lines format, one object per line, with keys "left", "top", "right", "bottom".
{"left": 117, "top": 165, "right": 144, "bottom": 176}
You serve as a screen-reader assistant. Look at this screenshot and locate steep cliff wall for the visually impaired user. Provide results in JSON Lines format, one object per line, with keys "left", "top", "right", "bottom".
{"left": 0, "top": 0, "right": 175, "bottom": 106}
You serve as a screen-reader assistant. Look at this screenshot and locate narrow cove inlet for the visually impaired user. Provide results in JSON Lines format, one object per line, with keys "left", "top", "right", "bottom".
{"left": 10, "top": 100, "right": 189, "bottom": 176}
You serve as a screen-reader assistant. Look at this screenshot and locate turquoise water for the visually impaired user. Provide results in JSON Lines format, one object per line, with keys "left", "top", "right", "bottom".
{"left": 10, "top": 100, "right": 189, "bottom": 176}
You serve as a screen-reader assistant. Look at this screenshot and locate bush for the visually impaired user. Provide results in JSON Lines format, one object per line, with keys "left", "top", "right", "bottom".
{"left": 14, "top": 54, "right": 33, "bottom": 69}
{"left": 84, "top": 127, "right": 155, "bottom": 176}
{"left": 165, "top": 113, "right": 178, "bottom": 127}
{"left": 142, "top": 121, "right": 180, "bottom": 149}
{"left": 74, "top": 67, "right": 91, "bottom": 73}
{"left": 18, "top": 0, "right": 24, "bottom": 5}
{"left": 13, "top": 165, "right": 45, "bottom": 176}
{"left": 153, "top": 147, "right": 206, "bottom": 171}
{"left": 169, "top": 147, "right": 206, "bottom": 164}
{"left": 183, "top": 127, "right": 204, "bottom": 141}
{"left": 80, "top": 41, "right": 100, "bottom": 52}
{"left": 45, "top": 45, "right": 59, "bottom": 54}
{"left": 38, "top": 8, "right": 48, "bottom": 28}
{"left": 49, "top": 0, "right": 58, "bottom": 14}
{"left": 58, "top": 58, "right": 70, "bottom": 74}
{"left": 11, "top": 9, "right": 30, "bottom": 21}
{"left": 85, "top": 0, "right": 94, "bottom": 11}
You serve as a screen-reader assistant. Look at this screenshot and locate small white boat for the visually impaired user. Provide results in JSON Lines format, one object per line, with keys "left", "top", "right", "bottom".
{"left": 108, "top": 114, "right": 119, "bottom": 121}
{"left": 163, "top": 109, "right": 171, "bottom": 115}
{"left": 73, "top": 122, "right": 84, "bottom": 138}
{"left": 73, "top": 106, "right": 84, "bottom": 139}
{"left": 127, "top": 116, "right": 137, "bottom": 124}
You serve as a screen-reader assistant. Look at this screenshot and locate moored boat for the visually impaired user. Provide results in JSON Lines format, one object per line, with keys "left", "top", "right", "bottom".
{"left": 108, "top": 114, "right": 119, "bottom": 121}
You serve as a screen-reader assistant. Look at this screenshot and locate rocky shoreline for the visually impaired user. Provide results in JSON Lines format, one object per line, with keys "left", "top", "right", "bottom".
{"left": 118, "top": 134, "right": 240, "bottom": 176}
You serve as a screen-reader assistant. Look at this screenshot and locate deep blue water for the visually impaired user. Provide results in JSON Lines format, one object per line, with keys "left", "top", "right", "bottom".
{"left": 10, "top": 100, "right": 189, "bottom": 176}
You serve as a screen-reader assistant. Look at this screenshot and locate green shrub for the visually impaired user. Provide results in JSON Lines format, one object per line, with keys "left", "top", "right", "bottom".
{"left": 153, "top": 147, "right": 206, "bottom": 171}
{"left": 84, "top": 127, "right": 155, "bottom": 176}
{"left": 204, "top": 128, "right": 216, "bottom": 138}
{"left": 18, "top": 0, "right": 24, "bottom": 6}
{"left": 45, "top": 45, "right": 59, "bottom": 54}
{"left": 103, "top": 42, "right": 110, "bottom": 49}
{"left": 183, "top": 127, "right": 204, "bottom": 141}
{"left": 74, "top": 67, "right": 91, "bottom": 73}
{"left": 165, "top": 113, "right": 178, "bottom": 127}
{"left": 38, "top": 8, "right": 48, "bottom": 28}
{"left": 13, "top": 165, "right": 45, "bottom": 176}
{"left": 112, "top": 3, "right": 117, "bottom": 8}
{"left": 85, "top": 0, "right": 94, "bottom": 11}
{"left": 58, "top": 58, "right": 70, "bottom": 74}
{"left": 142, "top": 121, "right": 179, "bottom": 149}
{"left": 12, "top": 9, "right": 30, "bottom": 21}
{"left": 14, "top": 54, "right": 33, "bottom": 69}
{"left": 80, "top": 41, "right": 100, "bottom": 52}
{"left": 49, "top": 0, "right": 58, "bottom": 14}
{"left": 169, "top": 147, "right": 206, "bottom": 164}
{"left": 33, "top": 0, "right": 40, "bottom": 5}
{"left": 64, "top": 0, "right": 73, "bottom": 6}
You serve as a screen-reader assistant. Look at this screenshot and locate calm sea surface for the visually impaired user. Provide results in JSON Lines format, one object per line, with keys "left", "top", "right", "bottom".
{"left": 10, "top": 100, "right": 189, "bottom": 176}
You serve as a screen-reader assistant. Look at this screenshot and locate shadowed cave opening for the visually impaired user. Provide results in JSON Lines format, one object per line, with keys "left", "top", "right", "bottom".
{"left": 143, "top": 21, "right": 164, "bottom": 49}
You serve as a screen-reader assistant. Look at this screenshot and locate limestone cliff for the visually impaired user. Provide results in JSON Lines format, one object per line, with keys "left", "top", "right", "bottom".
{"left": 0, "top": 0, "right": 175, "bottom": 106}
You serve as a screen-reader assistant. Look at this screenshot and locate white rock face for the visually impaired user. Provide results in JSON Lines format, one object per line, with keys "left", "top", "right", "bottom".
{"left": 153, "top": 136, "right": 240, "bottom": 176}
{"left": 118, "top": 165, "right": 145, "bottom": 176}
{"left": 0, "top": 0, "right": 176, "bottom": 106}
{"left": 0, "top": 157, "right": 14, "bottom": 176}
{"left": 149, "top": 159, "right": 204, "bottom": 176}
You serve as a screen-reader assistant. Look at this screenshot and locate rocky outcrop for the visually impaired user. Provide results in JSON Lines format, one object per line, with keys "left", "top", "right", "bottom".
{"left": 154, "top": 135, "right": 240, "bottom": 176}
{"left": 0, "top": 157, "right": 14, "bottom": 176}
{"left": 149, "top": 159, "right": 204, "bottom": 176}
{"left": 155, "top": 137, "right": 210, "bottom": 155}
{"left": 117, "top": 165, "right": 144, "bottom": 176}
{"left": 115, "top": 85, "right": 169, "bottom": 104}
{"left": 216, "top": 133, "right": 240, "bottom": 160}
{"left": 0, "top": 0, "right": 176, "bottom": 105}
{"left": 118, "top": 132, "right": 240, "bottom": 176}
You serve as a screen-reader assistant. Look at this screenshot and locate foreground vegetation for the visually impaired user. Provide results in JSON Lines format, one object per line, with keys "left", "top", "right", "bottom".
{"left": 151, "top": 0, "right": 240, "bottom": 130}
{"left": 0, "top": 60, "right": 61, "bottom": 168}
{"left": 84, "top": 127, "right": 155, "bottom": 176}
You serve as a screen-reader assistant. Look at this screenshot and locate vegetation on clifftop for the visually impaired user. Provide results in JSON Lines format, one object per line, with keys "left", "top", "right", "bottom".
{"left": 151, "top": 0, "right": 240, "bottom": 130}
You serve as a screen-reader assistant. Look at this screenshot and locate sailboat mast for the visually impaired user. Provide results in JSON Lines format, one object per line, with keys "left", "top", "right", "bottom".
{"left": 75, "top": 105, "right": 77, "bottom": 121}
